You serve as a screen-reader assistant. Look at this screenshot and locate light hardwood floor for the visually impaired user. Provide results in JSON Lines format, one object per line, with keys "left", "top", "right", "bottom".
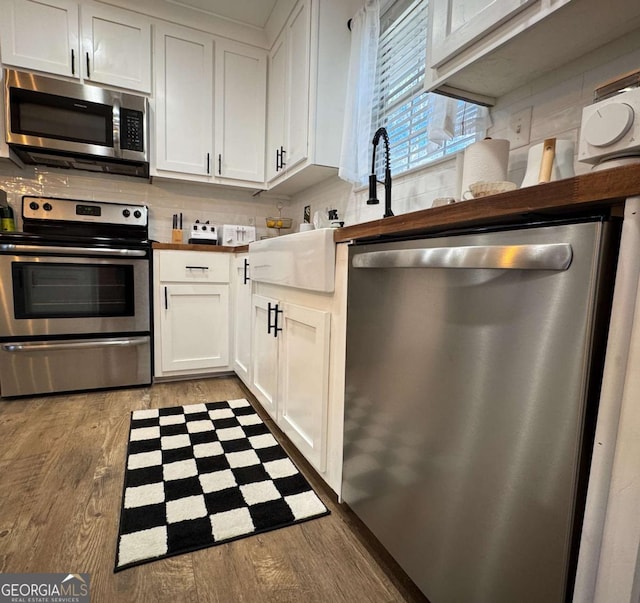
{"left": 0, "top": 377, "right": 427, "bottom": 602}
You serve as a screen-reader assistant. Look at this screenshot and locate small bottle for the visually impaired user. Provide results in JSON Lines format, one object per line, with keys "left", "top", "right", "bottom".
{"left": 1, "top": 205, "right": 15, "bottom": 232}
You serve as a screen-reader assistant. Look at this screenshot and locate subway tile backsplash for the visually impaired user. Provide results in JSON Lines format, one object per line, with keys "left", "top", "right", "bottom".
{"left": 0, "top": 161, "right": 289, "bottom": 242}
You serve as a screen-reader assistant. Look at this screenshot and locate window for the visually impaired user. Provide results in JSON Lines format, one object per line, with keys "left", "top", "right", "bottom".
{"left": 372, "top": 0, "right": 484, "bottom": 176}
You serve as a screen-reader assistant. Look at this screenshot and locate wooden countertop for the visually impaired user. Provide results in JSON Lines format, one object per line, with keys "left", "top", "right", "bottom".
{"left": 334, "top": 163, "right": 640, "bottom": 243}
{"left": 152, "top": 242, "right": 249, "bottom": 253}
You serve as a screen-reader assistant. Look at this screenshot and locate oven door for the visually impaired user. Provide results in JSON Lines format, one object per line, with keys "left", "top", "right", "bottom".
{"left": 0, "top": 253, "right": 150, "bottom": 338}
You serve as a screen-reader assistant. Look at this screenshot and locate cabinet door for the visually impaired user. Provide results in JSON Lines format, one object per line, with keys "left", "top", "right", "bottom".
{"left": 81, "top": 5, "right": 151, "bottom": 93}
{"left": 266, "top": 33, "right": 287, "bottom": 182}
{"left": 154, "top": 23, "right": 213, "bottom": 176}
{"left": 251, "top": 294, "right": 279, "bottom": 419}
{"left": 0, "top": 0, "right": 79, "bottom": 77}
{"left": 278, "top": 302, "right": 330, "bottom": 472}
{"left": 215, "top": 40, "right": 266, "bottom": 183}
{"left": 430, "top": 0, "right": 536, "bottom": 68}
{"left": 284, "top": 0, "right": 311, "bottom": 171}
{"left": 232, "top": 255, "right": 252, "bottom": 384}
{"left": 160, "top": 284, "right": 229, "bottom": 373}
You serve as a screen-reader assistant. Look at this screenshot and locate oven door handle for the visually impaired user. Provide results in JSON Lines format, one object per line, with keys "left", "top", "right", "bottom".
{"left": 2, "top": 336, "right": 149, "bottom": 353}
{"left": 0, "top": 244, "right": 147, "bottom": 257}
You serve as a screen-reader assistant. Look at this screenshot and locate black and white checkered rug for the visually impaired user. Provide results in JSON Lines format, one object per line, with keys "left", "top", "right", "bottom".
{"left": 115, "top": 398, "right": 329, "bottom": 572}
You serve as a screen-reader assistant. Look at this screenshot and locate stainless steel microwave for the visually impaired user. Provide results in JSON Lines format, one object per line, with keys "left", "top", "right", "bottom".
{"left": 3, "top": 68, "right": 149, "bottom": 178}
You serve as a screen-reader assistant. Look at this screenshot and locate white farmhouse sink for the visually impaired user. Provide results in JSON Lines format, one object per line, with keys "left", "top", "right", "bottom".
{"left": 248, "top": 228, "right": 336, "bottom": 292}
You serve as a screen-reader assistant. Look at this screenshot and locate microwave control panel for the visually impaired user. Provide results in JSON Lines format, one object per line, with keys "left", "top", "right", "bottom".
{"left": 120, "top": 108, "right": 145, "bottom": 152}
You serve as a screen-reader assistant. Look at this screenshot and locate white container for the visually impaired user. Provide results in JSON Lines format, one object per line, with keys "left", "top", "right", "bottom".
{"left": 521, "top": 140, "right": 575, "bottom": 187}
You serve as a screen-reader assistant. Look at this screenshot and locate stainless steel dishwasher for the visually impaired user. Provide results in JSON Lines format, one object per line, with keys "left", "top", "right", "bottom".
{"left": 342, "top": 217, "right": 619, "bottom": 603}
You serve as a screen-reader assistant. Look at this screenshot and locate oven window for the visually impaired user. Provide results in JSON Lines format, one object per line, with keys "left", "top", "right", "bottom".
{"left": 12, "top": 262, "right": 135, "bottom": 319}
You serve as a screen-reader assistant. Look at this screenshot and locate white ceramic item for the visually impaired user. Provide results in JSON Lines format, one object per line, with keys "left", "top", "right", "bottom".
{"left": 521, "top": 139, "right": 575, "bottom": 187}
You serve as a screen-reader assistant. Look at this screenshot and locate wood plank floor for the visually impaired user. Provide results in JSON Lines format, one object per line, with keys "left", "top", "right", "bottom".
{"left": 0, "top": 377, "right": 427, "bottom": 602}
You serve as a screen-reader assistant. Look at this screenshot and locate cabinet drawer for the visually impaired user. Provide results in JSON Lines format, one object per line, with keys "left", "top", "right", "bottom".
{"left": 158, "top": 250, "right": 230, "bottom": 283}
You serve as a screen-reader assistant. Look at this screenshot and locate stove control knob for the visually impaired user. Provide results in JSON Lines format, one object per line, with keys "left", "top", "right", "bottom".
{"left": 122, "top": 209, "right": 131, "bottom": 218}
{"left": 29, "top": 201, "right": 39, "bottom": 211}
{"left": 133, "top": 210, "right": 142, "bottom": 219}
{"left": 43, "top": 203, "right": 52, "bottom": 211}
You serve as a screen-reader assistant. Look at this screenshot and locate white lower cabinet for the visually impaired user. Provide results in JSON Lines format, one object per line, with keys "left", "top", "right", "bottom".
{"left": 251, "top": 295, "right": 279, "bottom": 417}
{"left": 160, "top": 284, "right": 229, "bottom": 373}
{"left": 153, "top": 249, "right": 230, "bottom": 379}
{"left": 251, "top": 293, "right": 331, "bottom": 473}
{"left": 231, "top": 254, "right": 252, "bottom": 384}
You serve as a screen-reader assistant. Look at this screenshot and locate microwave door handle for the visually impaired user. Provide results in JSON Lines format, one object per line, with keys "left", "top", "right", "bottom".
{"left": 113, "top": 99, "right": 121, "bottom": 158}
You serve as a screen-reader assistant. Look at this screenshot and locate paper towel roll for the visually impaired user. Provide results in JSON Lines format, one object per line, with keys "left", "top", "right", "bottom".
{"left": 460, "top": 138, "right": 510, "bottom": 196}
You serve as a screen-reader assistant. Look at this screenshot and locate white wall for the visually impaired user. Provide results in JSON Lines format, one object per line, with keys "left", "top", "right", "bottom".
{"left": 286, "top": 27, "right": 640, "bottom": 230}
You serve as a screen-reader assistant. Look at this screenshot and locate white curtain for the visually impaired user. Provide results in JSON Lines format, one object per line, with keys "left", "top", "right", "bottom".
{"left": 338, "top": 0, "right": 380, "bottom": 185}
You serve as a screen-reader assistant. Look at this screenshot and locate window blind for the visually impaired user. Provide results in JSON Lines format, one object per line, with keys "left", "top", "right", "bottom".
{"left": 372, "top": 0, "right": 483, "bottom": 176}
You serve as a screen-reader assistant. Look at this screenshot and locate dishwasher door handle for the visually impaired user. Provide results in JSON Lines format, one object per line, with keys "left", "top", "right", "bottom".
{"left": 352, "top": 243, "right": 573, "bottom": 271}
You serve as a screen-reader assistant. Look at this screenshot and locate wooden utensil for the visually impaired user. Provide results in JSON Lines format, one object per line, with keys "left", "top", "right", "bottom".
{"left": 538, "top": 137, "right": 556, "bottom": 183}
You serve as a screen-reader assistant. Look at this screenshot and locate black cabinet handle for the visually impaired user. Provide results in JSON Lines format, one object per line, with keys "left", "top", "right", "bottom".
{"left": 71, "top": 49, "right": 75, "bottom": 75}
{"left": 206, "top": 153, "right": 210, "bottom": 174}
{"left": 274, "top": 304, "right": 283, "bottom": 337}
{"left": 280, "top": 146, "right": 286, "bottom": 168}
{"left": 275, "top": 148, "right": 281, "bottom": 172}
{"left": 86, "top": 52, "right": 90, "bottom": 78}
{"left": 185, "top": 266, "right": 209, "bottom": 270}
{"left": 243, "top": 258, "right": 250, "bottom": 284}
{"left": 267, "top": 302, "right": 274, "bottom": 335}
{"left": 164, "top": 286, "right": 168, "bottom": 310}
{"left": 218, "top": 154, "right": 222, "bottom": 175}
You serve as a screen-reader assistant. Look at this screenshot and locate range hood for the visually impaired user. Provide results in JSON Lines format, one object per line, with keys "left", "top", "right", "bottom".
{"left": 9, "top": 145, "right": 150, "bottom": 179}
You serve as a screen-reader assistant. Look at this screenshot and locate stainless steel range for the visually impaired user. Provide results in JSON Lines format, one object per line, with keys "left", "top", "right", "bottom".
{"left": 0, "top": 196, "right": 151, "bottom": 397}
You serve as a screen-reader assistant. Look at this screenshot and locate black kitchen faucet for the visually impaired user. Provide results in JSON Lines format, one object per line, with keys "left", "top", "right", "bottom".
{"left": 367, "top": 126, "right": 394, "bottom": 218}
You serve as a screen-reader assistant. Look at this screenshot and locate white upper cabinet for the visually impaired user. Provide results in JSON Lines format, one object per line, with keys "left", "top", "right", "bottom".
{"left": 0, "top": 0, "right": 151, "bottom": 92}
{"left": 153, "top": 23, "right": 267, "bottom": 186}
{"left": 0, "top": 0, "right": 79, "bottom": 77}
{"left": 426, "top": 0, "right": 640, "bottom": 104}
{"left": 266, "top": 30, "right": 289, "bottom": 181}
{"left": 429, "top": 0, "right": 535, "bottom": 68}
{"left": 266, "top": 0, "right": 310, "bottom": 183}
{"left": 81, "top": 4, "right": 151, "bottom": 93}
{"left": 214, "top": 39, "right": 266, "bottom": 183}
{"left": 153, "top": 23, "right": 214, "bottom": 177}
{"left": 283, "top": 0, "right": 311, "bottom": 174}
{"left": 266, "top": 0, "right": 359, "bottom": 194}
